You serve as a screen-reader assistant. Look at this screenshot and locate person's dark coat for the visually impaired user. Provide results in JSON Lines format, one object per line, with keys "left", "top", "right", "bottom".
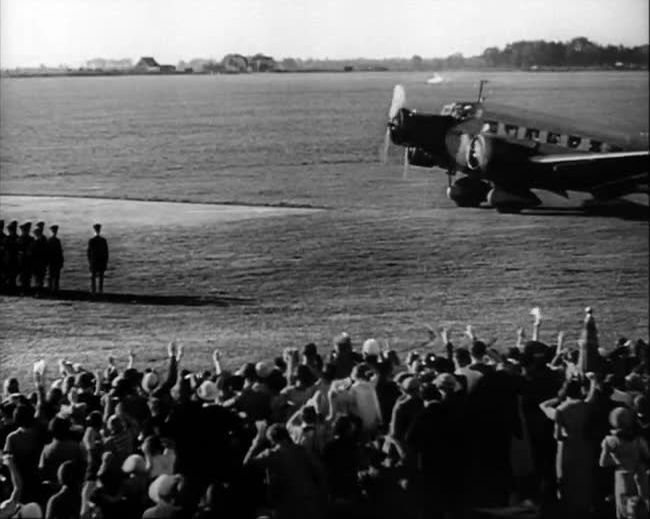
{"left": 47, "top": 236, "right": 64, "bottom": 271}
{"left": 29, "top": 236, "right": 49, "bottom": 276}
{"left": 17, "top": 234, "right": 33, "bottom": 272}
{"left": 87, "top": 236, "right": 109, "bottom": 272}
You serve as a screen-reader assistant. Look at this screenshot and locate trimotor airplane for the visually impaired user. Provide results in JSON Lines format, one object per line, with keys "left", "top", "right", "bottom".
{"left": 382, "top": 81, "right": 649, "bottom": 212}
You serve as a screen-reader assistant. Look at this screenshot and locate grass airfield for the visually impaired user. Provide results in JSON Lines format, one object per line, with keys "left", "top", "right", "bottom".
{"left": 0, "top": 71, "right": 648, "bottom": 383}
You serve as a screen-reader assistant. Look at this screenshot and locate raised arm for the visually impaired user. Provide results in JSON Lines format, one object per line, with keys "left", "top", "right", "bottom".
{"left": 243, "top": 421, "right": 268, "bottom": 466}
{"left": 464, "top": 325, "right": 476, "bottom": 343}
{"left": 160, "top": 341, "right": 180, "bottom": 393}
{"left": 549, "top": 332, "right": 566, "bottom": 368}
{"left": 2, "top": 454, "right": 22, "bottom": 505}
{"left": 439, "top": 326, "right": 453, "bottom": 360}
{"left": 539, "top": 397, "right": 560, "bottom": 421}
{"left": 212, "top": 349, "right": 223, "bottom": 376}
{"left": 127, "top": 348, "right": 135, "bottom": 370}
{"left": 516, "top": 327, "right": 526, "bottom": 351}
{"left": 531, "top": 307, "right": 542, "bottom": 342}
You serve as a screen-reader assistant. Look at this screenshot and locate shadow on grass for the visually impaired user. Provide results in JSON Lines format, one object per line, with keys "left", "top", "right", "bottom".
{"left": 0, "top": 288, "right": 253, "bottom": 307}
{"left": 485, "top": 199, "right": 649, "bottom": 221}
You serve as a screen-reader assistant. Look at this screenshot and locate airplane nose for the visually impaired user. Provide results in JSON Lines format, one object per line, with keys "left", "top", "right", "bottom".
{"left": 389, "top": 109, "right": 453, "bottom": 154}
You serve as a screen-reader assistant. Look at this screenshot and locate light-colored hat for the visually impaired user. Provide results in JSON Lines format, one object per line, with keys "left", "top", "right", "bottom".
{"left": 141, "top": 372, "right": 160, "bottom": 393}
{"left": 18, "top": 502, "right": 43, "bottom": 518}
{"left": 148, "top": 474, "right": 179, "bottom": 504}
{"left": 197, "top": 380, "right": 218, "bottom": 402}
{"left": 362, "top": 338, "right": 381, "bottom": 357}
{"left": 255, "top": 361, "right": 274, "bottom": 379}
{"left": 122, "top": 454, "right": 146, "bottom": 474}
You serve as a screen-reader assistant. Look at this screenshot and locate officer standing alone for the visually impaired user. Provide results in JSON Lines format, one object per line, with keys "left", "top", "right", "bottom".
{"left": 87, "top": 223, "right": 109, "bottom": 294}
{"left": 47, "top": 225, "right": 64, "bottom": 292}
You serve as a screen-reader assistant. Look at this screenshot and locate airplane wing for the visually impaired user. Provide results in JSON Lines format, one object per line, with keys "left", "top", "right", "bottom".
{"left": 529, "top": 150, "right": 649, "bottom": 199}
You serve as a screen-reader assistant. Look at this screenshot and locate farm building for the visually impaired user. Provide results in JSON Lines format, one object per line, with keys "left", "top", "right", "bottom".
{"left": 135, "top": 57, "right": 161, "bottom": 72}
{"left": 222, "top": 54, "right": 249, "bottom": 73}
{"left": 135, "top": 57, "right": 177, "bottom": 73}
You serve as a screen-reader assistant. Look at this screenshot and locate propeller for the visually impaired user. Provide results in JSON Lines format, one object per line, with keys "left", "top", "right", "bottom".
{"left": 403, "top": 147, "right": 410, "bottom": 179}
{"left": 381, "top": 85, "right": 407, "bottom": 164}
{"left": 388, "top": 84, "right": 406, "bottom": 120}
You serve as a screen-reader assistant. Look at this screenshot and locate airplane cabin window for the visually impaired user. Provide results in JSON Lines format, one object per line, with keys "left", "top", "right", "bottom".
{"left": 485, "top": 120, "right": 499, "bottom": 133}
{"left": 505, "top": 124, "right": 518, "bottom": 137}
{"left": 589, "top": 140, "right": 602, "bottom": 152}
{"left": 567, "top": 135, "right": 581, "bottom": 148}
{"left": 546, "top": 132, "right": 561, "bottom": 144}
{"left": 525, "top": 128, "right": 540, "bottom": 141}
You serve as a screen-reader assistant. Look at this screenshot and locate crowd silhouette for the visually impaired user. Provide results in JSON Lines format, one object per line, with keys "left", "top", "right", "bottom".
{"left": 0, "top": 307, "right": 648, "bottom": 519}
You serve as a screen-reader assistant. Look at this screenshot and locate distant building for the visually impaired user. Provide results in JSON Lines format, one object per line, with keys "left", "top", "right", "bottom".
{"left": 222, "top": 54, "right": 249, "bottom": 73}
{"left": 135, "top": 57, "right": 177, "bottom": 74}
{"left": 136, "top": 57, "right": 161, "bottom": 72}
{"left": 249, "top": 54, "right": 276, "bottom": 72}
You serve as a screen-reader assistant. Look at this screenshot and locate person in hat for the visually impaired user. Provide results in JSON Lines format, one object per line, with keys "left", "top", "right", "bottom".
{"left": 17, "top": 222, "right": 33, "bottom": 292}
{"left": 143, "top": 474, "right": 182, "bottom": 519}
{"left": 87, "top": 223, "right": 109, "bottom": 294}
{"left": 600, "top": 406, "right": 650, "bottom": 519}
{"left": 3, "top": 220, "right": 19, "bottom": 290}
{"left": 28, "top": 225, "right": 48, "bottom": 292}
{"left": 244, "top": 423, "right": 327, "bottom": 519}
{"left": 46, "top": 225, "right": 63, "bottom": 292}
{"left": 348, "top": 363, "right": 382, "bottom": 434}
{"left": 387, "top": 373, "right": 423, "bottom": 454}
{"left": 44, "top": 460, "right": 81, "bottom": 519}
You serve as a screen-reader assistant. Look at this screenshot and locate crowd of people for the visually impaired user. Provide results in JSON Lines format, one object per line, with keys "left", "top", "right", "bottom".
{"left": 0, "top": 307, "right": 648, "bottom": 519}
{"left": 0, "top": 220, "right": 109, "bottom": 295}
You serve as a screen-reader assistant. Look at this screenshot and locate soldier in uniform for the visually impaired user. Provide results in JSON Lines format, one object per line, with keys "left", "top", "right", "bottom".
{"left": 87, "top": 223, "right": 109, "bottom": 294}
{"left": 17, "top": 222, "right": 34, "bottom": 292}
{"left": 4, "top": 221, "right": 19, "bottom": 290}
{"left": 29, "top": 225, "right": 49, "bottom": 292}
{"left": 47, "top": 225, "right": 64, "bottom": 292}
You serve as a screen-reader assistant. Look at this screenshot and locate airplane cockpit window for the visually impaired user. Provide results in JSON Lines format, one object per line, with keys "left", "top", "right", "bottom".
{"left": 441, "top": 102, "right": 480, "bottom": 120}
{"left": 589, "top": 140, "right": 602, "bottom": 152}
{"left": 567, "top": 135, "right": 581, "bottom": 148}
{"left": 547, "top": 132, "right": 561, "bottom": 144}
{"left": 505, "top": 124, "right": 518, "bottom": 137}
{"left": 525, "top": 128, "right": 540, "bottom": 141}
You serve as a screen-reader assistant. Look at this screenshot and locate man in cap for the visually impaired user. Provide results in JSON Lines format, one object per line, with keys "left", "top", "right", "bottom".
{"left": 47, "top": 225, "right": 64, "bottom": 292}
{"left": 28, "top": 224, "right": 49, "bottom": 292}
{"left": 17, "top": 222, "right": 33, "bottom": 292}
{"left": 3, "top": 220, "right": 19, "bottom": 290}
{"left": 87, "top": 223, "right": 109, "bottom": 294}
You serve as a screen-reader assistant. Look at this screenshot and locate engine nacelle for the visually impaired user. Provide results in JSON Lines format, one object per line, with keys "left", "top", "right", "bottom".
{"left": 446, "top": 176, "right": 491, "bottom": 207}
{"left": 406, "top": 147, "right": 438, "bottom": 168}
{"left": 389, "top": 109, "right": 455, "bottom": 157}
{"left": 487, "top": 187, "right": 541, "bottom": 212}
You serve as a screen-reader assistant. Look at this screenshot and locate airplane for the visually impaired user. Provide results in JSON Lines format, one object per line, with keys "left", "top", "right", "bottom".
{"left": 382, "top": 81, "right": 649, "bottom": 213}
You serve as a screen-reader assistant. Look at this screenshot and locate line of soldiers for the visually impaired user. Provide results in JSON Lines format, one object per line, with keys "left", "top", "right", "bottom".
{"left": 0, "top": 219, "right": 64, "bottom": 293}
{"left": 1, "top": 220, "right": 110, "bottom": 295}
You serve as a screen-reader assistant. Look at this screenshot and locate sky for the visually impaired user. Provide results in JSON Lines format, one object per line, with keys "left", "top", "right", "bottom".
{"left": 1, "top": 0, "right": 648, "bottom": 68}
